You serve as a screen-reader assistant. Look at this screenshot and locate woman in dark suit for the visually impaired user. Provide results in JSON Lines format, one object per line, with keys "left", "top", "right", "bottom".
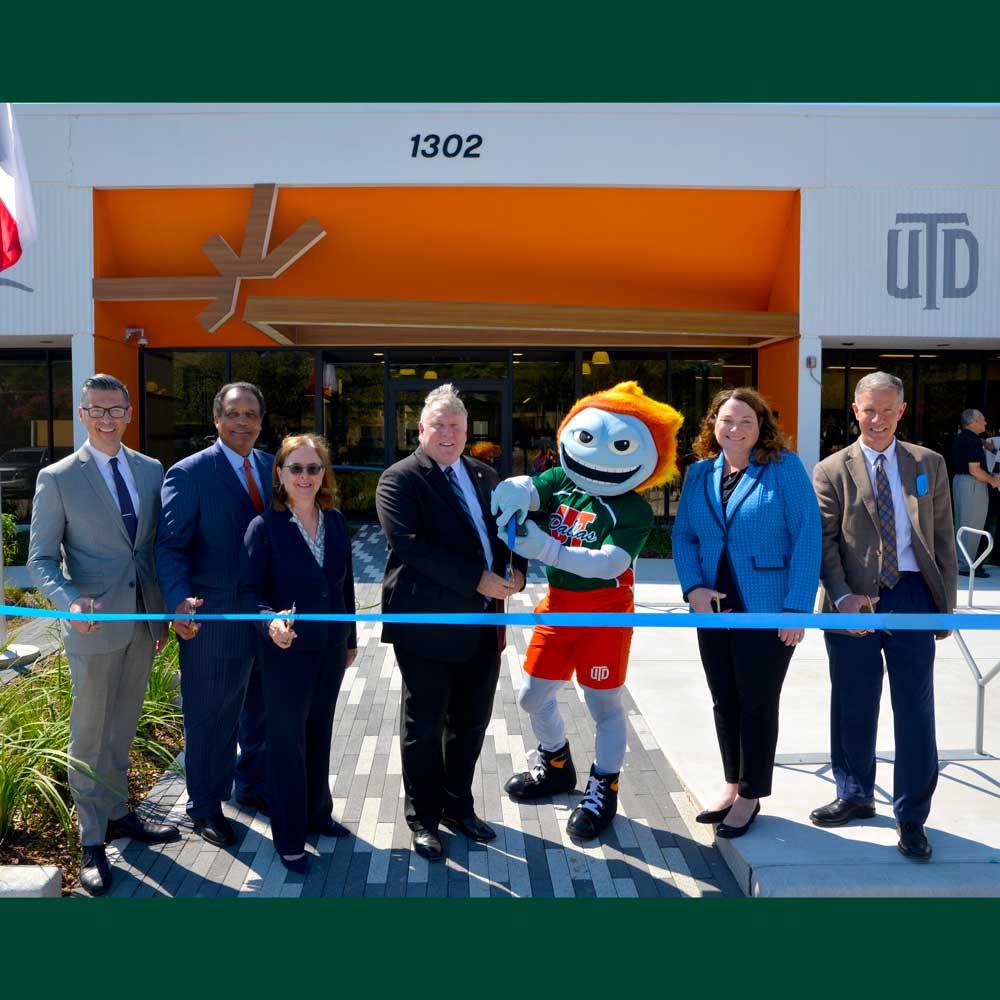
{"left": 673, "top": 388, "right": 821, "bottom": 839}
{"left": 240, "top": 434, "right": 357, "bottom": 873}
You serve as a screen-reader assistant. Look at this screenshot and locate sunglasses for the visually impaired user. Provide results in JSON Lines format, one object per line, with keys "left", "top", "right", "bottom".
{"left": 283, "top": 463, "right": 325, "bottom": 476}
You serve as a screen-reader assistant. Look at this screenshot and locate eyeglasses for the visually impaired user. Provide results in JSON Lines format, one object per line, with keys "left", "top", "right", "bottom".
{"left": 283, "top": 463, "right": 325, "bottom": 476}
{"left": 83, "top": 405, "right": 129, "bottom": 419}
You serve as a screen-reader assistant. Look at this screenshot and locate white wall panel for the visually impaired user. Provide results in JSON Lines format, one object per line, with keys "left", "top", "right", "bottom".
{"left": 0, "top": 184, "right": 93, "bottom": 336}
{"left": 20, "top": 105, "right": 827, "bottom": 189}
{"left": 801, "top": 188, "right": 999, "bottom": 341}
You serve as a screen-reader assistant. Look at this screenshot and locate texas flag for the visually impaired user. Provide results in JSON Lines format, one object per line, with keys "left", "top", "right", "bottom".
{"left": 0, "top": 103, "right": 38, "bottom": 271}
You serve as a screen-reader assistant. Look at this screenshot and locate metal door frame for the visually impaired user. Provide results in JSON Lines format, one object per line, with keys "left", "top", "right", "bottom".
{"left": 386, "top": 378, "right": 512, "bottom": 476}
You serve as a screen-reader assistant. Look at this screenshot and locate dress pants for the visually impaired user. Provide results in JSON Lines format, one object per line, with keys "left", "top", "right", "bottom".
{"left": 179, "top": 653, "right": 254, "bottom": 819}
{"left": 394, "top": 628, "right": 501, "bottom": 829}
{"left": 825, "top": 572, "right": 939, "bottom": 824}
{"left": 259, "top": 642, "right": 347, "bottom": 856}
{"left": 234, "top": 658, "right": 268, "bottom": 800}
{"left": 67, "top": 624, "right": 155, "bottom": 845}
{"left": 696, "top": 627, "right": 794, "bottom": 798}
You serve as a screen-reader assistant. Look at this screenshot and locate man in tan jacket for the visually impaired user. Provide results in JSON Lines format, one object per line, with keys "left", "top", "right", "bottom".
{"left": 810, "top": 371, "right": 956, "bottom": 861}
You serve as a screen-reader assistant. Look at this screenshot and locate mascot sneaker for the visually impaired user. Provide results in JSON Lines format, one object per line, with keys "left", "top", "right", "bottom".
{"left": 505, "top": 742, "right": 577, "bottom": 799}
{"left": 566, "top": 765, "right": 619, "bottom": 840}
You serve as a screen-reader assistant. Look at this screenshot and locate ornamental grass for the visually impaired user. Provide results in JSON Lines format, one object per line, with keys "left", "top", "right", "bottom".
{"left": 0, "top": 627, "right": 184, "bottom": 845}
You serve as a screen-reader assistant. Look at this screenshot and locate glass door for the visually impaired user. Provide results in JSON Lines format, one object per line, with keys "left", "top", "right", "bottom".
{"left": 388, "top": 379, "right": 510, "bottom": 476}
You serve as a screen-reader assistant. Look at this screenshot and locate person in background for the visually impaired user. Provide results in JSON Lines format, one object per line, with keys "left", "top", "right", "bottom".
{"left": 950, "top": 408, "right": 999, "bottom": 577}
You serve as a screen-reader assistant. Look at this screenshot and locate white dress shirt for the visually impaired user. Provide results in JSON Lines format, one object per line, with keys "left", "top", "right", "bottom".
{"left": 439, "top": 458, "right": 493, "bottom": 569}
{"left": 218, "top": 438, "right": 265, "bottom": 499}
{"left": 858, "top": 438, "right": 920, "bottom": 573}
{"left": 86, "top": 442, "right": 140, "bottom": 518}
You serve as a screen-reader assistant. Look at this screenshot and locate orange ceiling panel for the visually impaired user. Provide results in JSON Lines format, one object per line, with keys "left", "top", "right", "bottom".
{"left": 94, "top": 186, "right": 799, "bottom": 340}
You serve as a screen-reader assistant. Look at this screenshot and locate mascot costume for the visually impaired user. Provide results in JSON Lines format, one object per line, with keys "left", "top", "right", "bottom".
{"left": 492, "top": 381, "right": 682, "bottom": 839}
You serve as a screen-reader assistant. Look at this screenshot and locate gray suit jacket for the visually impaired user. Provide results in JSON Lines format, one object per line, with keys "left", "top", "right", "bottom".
{"left": 27, "top": 444, "right": 166, "bottom": 654}
{"left": 812, "top": 439, "right": 957, "bottom": 632}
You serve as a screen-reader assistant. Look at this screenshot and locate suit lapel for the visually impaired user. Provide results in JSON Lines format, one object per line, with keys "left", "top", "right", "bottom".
{"left": 122, "top": 447, "right": 150, "bottom": 543}
{"left": 845, "top": 441, "right": 879, "bottom": 534}
{"left": 418, "top": 448, "right": 474, "bottom": 528}
{"left": 725, "top": 459, "right": 765, "bottom": 522}
{"left": 78, "top": 447, "right": 131, "bottom": 545}
{"left": 896, "top": 443, "right": 925, "bottom": 546}
{"left": 705, "top": 455, "right": 725, "bottom": 532}
{"left": 213, "top": 442, "right": 256, "bottom": 515}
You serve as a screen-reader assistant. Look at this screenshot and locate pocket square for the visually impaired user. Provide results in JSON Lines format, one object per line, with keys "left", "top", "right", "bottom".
{"left": 915, "top": 473, "right": 928, "bottom": 497}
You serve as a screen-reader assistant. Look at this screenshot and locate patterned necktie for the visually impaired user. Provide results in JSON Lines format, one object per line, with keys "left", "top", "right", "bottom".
{"left": 108, "top": 456, "right": 138, "bottom": 546}
{"left": 874, "top": 454, "right": 899, "bottom": 589}
{"left": 243, "top": 456, "right": 265, "bottom": 514}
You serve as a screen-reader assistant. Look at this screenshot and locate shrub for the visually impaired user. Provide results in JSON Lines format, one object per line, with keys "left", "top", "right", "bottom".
{"left": 0, "top": 633, "right": 184, "bottom": 845}
{"left": 1, "top": 514, "right": 17, "bottom": 567}
{"left": 640, "top": 523, "right": 673, "bottom": 559}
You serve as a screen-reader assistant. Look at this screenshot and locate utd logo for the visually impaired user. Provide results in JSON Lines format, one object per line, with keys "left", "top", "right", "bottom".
{"left": 549, "top": 504, "right": 599, "bottom": 547}
{"left": 590, "top": 665, "right": 610, "bottom": 682}
{"left": 887, "top": 212, "right": 979, "bottom": 311}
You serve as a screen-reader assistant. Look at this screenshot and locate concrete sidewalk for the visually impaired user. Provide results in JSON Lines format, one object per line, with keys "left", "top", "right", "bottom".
{"left": 627, "top": 558, "right": 1000, "bottom": 897}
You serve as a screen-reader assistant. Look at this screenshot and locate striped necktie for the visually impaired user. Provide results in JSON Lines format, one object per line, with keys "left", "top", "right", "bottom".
{"left": 874, "top": 454, "right": 899, "bottom": 589}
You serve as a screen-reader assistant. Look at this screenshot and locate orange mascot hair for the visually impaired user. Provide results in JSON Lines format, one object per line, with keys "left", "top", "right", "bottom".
{"left": 557, "top": 381, "right": 684, "bottom": 493}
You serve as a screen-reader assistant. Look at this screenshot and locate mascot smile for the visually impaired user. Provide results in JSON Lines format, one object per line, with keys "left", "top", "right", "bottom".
{"left": 491, "top": 381, "right": 682, "bottom": 840}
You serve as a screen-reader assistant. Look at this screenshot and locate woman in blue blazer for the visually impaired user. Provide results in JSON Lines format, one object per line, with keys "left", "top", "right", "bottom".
{"left": 240, "top": 434, "right": 357, "bottom": 873}
{"left": 673, "top": 388, "right": 821, "bottom": 838}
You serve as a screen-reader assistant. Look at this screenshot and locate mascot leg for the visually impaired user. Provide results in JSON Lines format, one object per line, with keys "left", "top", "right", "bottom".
{"left": 504, "top": 676, "right": 577, "bottom": 799}
{"left": 566, "top": 686, "right": 626, "bottom": 839}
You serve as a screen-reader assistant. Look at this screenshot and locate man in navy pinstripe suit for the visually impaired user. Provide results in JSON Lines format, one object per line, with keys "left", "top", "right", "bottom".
{"left": 157, "top": 382, "right": 273, "bottom": 847}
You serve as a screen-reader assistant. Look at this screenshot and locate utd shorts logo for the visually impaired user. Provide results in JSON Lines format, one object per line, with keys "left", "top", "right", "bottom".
{"left": 590, "top": 665, "right": 610, "bottom": 682}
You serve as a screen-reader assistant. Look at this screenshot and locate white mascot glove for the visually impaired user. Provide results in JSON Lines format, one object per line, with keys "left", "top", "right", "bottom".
{"left": 511, "top": 520, "right": 563, "bottom": 565}
{"left": 490, "top": 476, "right": 536, "bottom": 528}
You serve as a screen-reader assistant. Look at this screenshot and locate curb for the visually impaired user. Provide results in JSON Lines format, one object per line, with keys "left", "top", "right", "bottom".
{"left": 0, "top": 865, "right": 62, "bottom": 898}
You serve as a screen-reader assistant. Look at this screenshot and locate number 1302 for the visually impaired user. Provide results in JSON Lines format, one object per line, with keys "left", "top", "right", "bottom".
{"left": 410, "top": 133, "right": 483, "bottom": 158}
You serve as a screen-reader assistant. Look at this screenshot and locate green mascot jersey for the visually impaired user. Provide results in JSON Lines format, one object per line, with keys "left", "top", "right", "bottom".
{"left": 532, "top": 467, "right": 654, "bottom": 592}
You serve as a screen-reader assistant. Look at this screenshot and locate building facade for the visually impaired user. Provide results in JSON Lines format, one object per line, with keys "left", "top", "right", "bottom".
{"left": 2, "top": 103, "right": 997, "bottom": 522}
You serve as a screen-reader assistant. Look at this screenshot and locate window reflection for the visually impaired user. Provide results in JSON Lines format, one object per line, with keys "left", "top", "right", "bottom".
{"left": 511, "top": 354, "right": 575, "bottom": 477}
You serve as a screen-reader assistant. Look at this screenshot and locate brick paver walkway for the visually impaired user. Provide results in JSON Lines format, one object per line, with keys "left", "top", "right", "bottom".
{"left": 92, "top": 526, "right": 739, "bottom": 899}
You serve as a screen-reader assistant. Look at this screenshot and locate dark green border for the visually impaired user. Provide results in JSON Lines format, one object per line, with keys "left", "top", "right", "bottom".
{"left": 5, "top": 4, "right": 1000, "bottom": 100}
{"left": 5, "top": 5, "right": 1000, "bottom": 991}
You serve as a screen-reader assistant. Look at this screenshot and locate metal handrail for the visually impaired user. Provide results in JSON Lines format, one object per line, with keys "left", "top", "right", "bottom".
{"left": 952, "top": 628, "right": 1000, "bottom": 757}
{"left": 956, "top": 526, "right": 993, "bottom": 608}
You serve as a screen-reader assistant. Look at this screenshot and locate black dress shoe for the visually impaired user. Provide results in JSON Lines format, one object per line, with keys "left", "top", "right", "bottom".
{"left": 411, "top": 827, "right": 445, "bottom": 861}
{"left": 192, "top": 812, "right": 238, "bottom": 847}
{"left": 695, "top": 805, "right": 735, "bottom": 825}
{"left": 897, "top": 821, "right": 932, "bottom": 861}
{"left": 279, "top": 853, "right": 310, "bottom": 875}
{"left": 310, "top": 816, "right": 350, "bottom": 838}
{"left": 442, "top": 813, "right": 497, "bottom": 842}
{"left": 235, "top": 792, "right": 270, "bottom": 816}
{"left": 809, "top": 797, "right": 877, "bottom": 827}
{"left": 106, "top": 811, "right": 180, "bottom": 844}
{"left": 716, "top": 801, "right": 761, "bottom": 839}
{"left": 80, "top": 845, "right": 112, "bottom": 896}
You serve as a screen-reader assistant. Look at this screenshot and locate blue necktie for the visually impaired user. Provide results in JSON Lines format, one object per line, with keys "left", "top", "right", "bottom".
{"left": 874, "top": 454, "right": 899, "bottom": 589}
{"left": 445, "top": 466, "right": 491, "bottom": 602}
{"left": 109, "top": 456, "right": 138, "bottom": 546}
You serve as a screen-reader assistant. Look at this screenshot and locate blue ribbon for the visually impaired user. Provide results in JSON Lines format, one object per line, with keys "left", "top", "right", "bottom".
{"left": 4, "top": 605, "right": 998, "bottom": 631}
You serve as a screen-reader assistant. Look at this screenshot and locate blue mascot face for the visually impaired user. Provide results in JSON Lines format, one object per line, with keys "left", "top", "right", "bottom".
{"left": 558, "top": 406, "right": 659, "bottom": 497}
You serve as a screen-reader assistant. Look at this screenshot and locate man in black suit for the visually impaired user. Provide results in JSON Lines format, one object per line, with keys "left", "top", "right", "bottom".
{"left": 376, "top": 383, "right": 526, "bottom": 861}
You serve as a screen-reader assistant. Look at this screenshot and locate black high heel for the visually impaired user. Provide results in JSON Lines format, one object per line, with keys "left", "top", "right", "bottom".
{"left": 715, "top": 801, "right": 761, "bottom": 839}
{"left": 280, "top": 853, "right": 310, "bottom": 874}
{"left": 695, "top": 805, "right": 734, "bottom": 824}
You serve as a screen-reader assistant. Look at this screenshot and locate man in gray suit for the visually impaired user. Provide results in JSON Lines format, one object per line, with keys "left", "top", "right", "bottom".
{"left": 28, "top": 374, "right": 179, "bottom": 895}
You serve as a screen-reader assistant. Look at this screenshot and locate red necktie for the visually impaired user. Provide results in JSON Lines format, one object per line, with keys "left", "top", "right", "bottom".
{"left": 243, "top": 456, "right": 265, "bottom": 514}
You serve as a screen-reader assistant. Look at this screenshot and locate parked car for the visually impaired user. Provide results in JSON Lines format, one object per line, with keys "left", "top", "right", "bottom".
{"left": 0, "top": 447, "right": 52, "bottom": 500}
